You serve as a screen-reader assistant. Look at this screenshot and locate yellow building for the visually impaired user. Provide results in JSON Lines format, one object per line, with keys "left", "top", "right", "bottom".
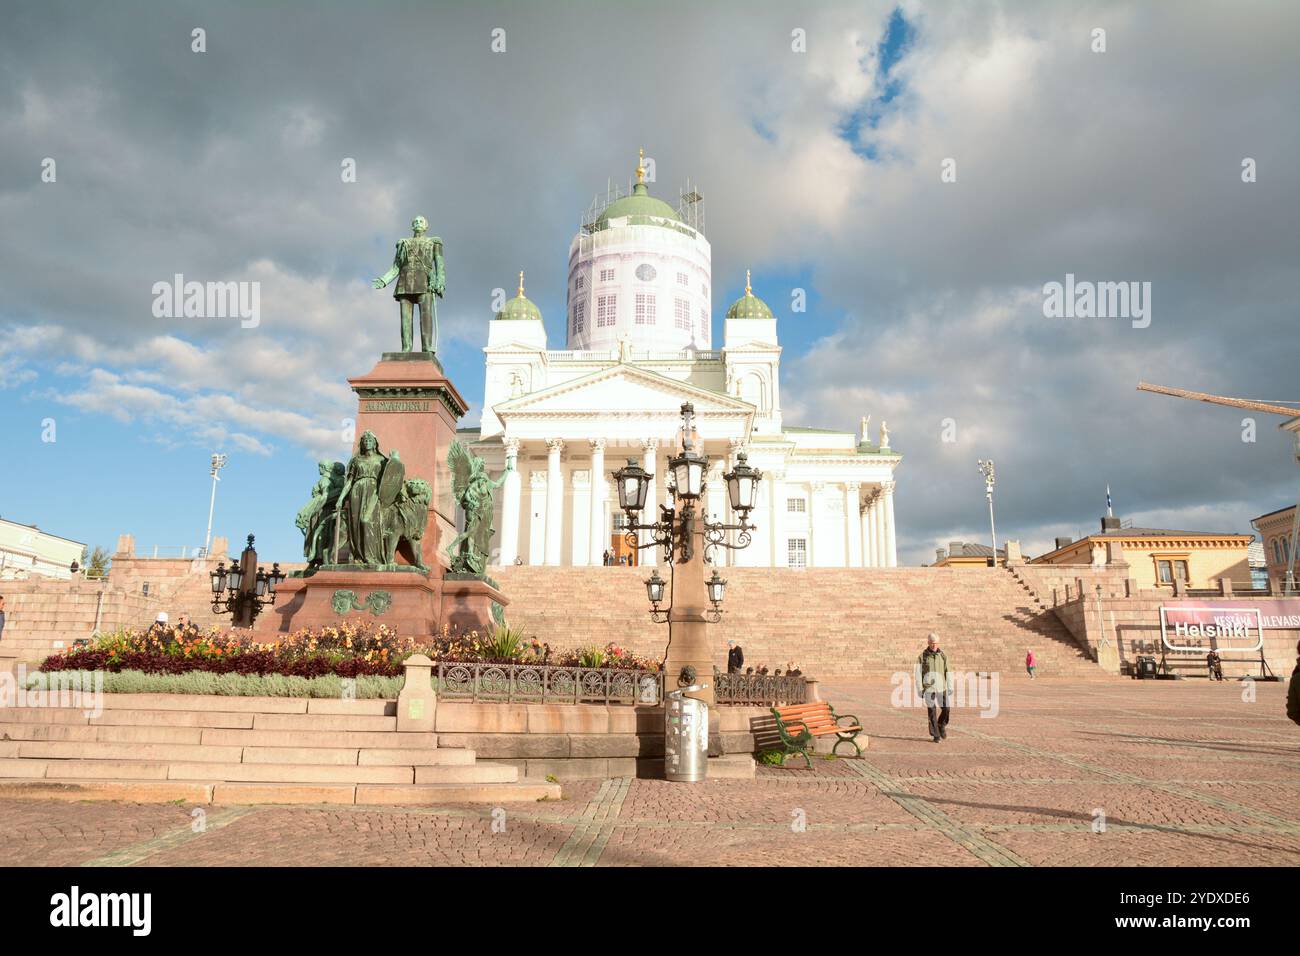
{"left": 1031, "top": 516, "right": 1252, "bottom": 590}
{"left": 1252, "top": 504, "right": 1297, "bottom": 591}
{"left": 930, "top": 541, "right": 1006, "bottom": 568}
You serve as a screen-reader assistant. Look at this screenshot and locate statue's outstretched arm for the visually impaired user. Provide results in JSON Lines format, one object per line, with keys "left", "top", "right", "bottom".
{"left": 373, "top": 244, "right": 402, "bottom": 289}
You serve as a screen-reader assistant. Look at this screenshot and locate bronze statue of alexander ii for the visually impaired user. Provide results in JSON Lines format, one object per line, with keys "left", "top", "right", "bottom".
{"left": 373, "top": 215, "right": 445, "bottom": 354}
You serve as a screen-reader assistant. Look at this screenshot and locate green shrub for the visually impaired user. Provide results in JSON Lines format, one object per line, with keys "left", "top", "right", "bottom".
{"left": 575, "top": 646, "right": 607, "bottom": 669}
{"left": 756, "top": 749, "right": 786, "bottom": 766}
{"left": 482, "top": 624, "right": 528, "bottom": 661}
{"left": 24, "top": 669, "right": 404, "bottom": 699}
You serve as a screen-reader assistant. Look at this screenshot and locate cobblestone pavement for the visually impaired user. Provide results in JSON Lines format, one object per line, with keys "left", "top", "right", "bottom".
{"left": 1, "top": 680, "right": 1296, "bottom": 866}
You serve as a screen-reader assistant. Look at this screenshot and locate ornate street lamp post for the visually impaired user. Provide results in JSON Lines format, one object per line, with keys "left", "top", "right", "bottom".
{"left": 210, "top": 534, "right": 285, "bottom": 628}
{"left": 613, "top": 403, "right": 761, "bottom": 779}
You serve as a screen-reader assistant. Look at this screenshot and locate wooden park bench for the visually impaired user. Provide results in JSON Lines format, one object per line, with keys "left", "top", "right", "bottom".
{"left": 770, "top": 701, "right": 863, "bottom": 767}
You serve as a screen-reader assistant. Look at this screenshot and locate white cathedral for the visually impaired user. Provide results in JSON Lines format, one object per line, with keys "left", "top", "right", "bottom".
{"left": 467, "top": 155, "right": 901, "bottom": 569}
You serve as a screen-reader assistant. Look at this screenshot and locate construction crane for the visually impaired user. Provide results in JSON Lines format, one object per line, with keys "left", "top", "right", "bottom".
{"left": 1137, "top": 382, "right": 1300, "bottom": 593}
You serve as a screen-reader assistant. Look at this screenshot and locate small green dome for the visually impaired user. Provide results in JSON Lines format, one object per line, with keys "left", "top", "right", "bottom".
{"left": 596, "top": 182, "right": 680, "bottom": 227}
{"left": 496, "top": 272, "right": 543, "bottom": 321}
{"left": 725, "top": 271, "right": 774, "bottom": 319}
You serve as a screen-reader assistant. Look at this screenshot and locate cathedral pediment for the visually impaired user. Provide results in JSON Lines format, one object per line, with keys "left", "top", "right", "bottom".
{"left": 495, "top": 364, "right": 754, "bottom": 422}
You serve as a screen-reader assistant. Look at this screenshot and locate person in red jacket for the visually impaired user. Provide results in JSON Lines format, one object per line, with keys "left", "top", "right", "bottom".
{"left": 1025, "top": 649, "right": 1037, "bottom": 680}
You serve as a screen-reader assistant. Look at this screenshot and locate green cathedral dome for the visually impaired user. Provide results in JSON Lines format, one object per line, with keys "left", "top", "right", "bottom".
{"left": 596, "top": 182, "right": 681, "bottom": 227}
{"left": 496, "top": 272, "right": 543, "bottom": 321}
{"left": 724, "top": 271, "right": 774, "bottom": 319}
{"left": 594, "top": 150, "right": 680, "bottom": 228}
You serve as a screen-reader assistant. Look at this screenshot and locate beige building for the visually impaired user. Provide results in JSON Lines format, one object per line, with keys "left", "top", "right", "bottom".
{"left": 930, "top": 541, "right": 1006, "bottom": 568}
{"left": 0, "top": 517, "right": 85, "bottom": 580}
{"left": 1032, "top": 516, "right": 1252, "bottom": 591}
{"left": 1252, "top": 504, "right": 1297, "bottom": 591}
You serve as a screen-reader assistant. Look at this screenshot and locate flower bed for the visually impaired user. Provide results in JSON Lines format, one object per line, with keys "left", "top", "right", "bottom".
{"left": 39, "top": 622, "right": 661, "bottom": 679}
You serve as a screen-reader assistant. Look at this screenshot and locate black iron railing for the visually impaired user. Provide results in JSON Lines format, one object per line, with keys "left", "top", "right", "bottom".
{"left": 435, "top": 662, "right": 664, "bottom": 705}
{"left": 714, "top": 672, "right": 808, "bottom": 706}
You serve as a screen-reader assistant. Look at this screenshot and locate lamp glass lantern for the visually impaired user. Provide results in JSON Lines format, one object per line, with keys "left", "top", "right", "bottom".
{"left": 614, "top": 459, "right": 650, "bottom": 513}
{"left": 706, "top": 570, "right": 727, "bottom": 605}
{"left": 645, "top": 569, "right": 666, "bottom": 605}
{"left": 254, "top": 568, "right": 269, "bottom": 597}
{"left": 669, "top": 449, "right": 706, "bottom": 500}
{"left": 210, "top": 563, "right": 227, "bottom": 594}
{"left": 724, "top": 452, "right": 761, "bottom": 513}
{"left": 226, "top": 563, "right": 244, "bottom": 592}
{"left": 268, "top": 563, "right": 285, "bottom": 593}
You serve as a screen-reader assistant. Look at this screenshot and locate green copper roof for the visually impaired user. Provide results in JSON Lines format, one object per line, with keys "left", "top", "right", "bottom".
{"left": 725, "top": 274, "right": 774, "bottom": 319}
{"left": 497, "top": 291, "right": 543, "bottom": 322}
{"left": 596, "top": 182, "right": 680, "bottom": 227}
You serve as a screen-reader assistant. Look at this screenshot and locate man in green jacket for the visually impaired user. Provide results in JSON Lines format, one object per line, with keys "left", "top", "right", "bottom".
{"left": 918, "top": 632, "right": 952, "bottom": 743}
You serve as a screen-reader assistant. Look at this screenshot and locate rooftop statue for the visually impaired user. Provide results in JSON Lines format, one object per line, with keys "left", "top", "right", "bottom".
{"left": 373, "top": 215, "right": 445, "bottom": 354}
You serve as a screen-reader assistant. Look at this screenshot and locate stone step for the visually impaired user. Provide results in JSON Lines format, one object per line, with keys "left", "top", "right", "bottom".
{"left": 164, "top": 761, "right": 415, "bottom": 784}
{"left": 250, "top": 713, "right": 397, "bottom": 732}
{"left": 13, "top": 741, "right": 245, "bottom": 763}
{"left": 199, "top": 727, "right": 440, "bottom": 749}
{"left": 413, "top": 763, "right": 517, "bottom": 784}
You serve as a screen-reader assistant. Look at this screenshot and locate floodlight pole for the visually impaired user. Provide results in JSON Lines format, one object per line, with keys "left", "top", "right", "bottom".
{"left": 205, "top": 454, "right": 228, "bottom": 557}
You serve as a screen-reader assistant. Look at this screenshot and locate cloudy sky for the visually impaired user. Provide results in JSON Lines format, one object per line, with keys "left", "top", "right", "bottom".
{"left": 1, "top": 0, "right": 1297, "bottom": 565}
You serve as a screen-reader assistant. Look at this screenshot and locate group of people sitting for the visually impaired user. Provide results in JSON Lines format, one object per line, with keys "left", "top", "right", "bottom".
{"left": 145, "top": 611, "right": 199, "bottom": 640}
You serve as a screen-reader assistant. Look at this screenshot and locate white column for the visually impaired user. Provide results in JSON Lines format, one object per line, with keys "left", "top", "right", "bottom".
{"left": 871, "top": 495, "right": 884, "bottom": 567}
{"left": 846, "top": 482, "right": 862, "bottom": 567}
{"left": 882, "top": 479, "right": 897, "bottom": 567}
{"left": 769, "top": 469, "right": 786, "bottom": 567}
{"left": 527, "top": 471, "right": 547, "bottom": 565}
{"left": 588, "top": 439, "right": 606, "bottom": 567}
{"left": 545, "top": 439, "right": 564, "bottom": 566}
{"left": 499, "top": 438, "right": 522, "bottom": 565}
{"left": 570, "top": 469, "right": 591, "bottom": 566}
{"left": 641, "top": 439, "right": 658, "bottom": 567}
{"left": 857, "top": 496, "right": 868, "bottom": 564}
{"left": 808, "top": 482, "right": 823, "bottom": 568}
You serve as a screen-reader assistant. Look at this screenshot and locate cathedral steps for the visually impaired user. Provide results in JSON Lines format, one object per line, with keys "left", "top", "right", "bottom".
{"left": 492, "top": 565, "right": 1109, "bottom": 679}
{"left": 0, "top": 695, "right": 560, "bottom": 805}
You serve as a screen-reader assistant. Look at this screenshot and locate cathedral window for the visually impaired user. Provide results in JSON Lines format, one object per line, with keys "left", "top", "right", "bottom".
{"left": 636, "top": 293, "right": 656, "bottom": 325}
{"left": 677, "top": 272, "right": 688, "bottom": 286}
{"left": 787, "top": 498, "right": 806, "bottom": 513}
{"left": 600, "top": 268, "right": 616, "bottom": 282}
{"left": 674, "top": 298, "right": 689, "bottom": 330}
{"left": 787, "top": 538, "right": 807, "bottom": 569}
{"left": 572, "top": 301, "right": 585, "bottom": 334}
{"left": 575, "top": 275, "right": 585, "bottom": 291}
{"left": 597, "top": 294, "right": 617, "bottom": 327}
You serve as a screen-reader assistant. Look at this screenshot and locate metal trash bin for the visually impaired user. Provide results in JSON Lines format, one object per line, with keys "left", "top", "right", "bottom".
{"left": 665, "top": 684, "right": 710, "bottom": 783}
{"left": 1135, "top": 655, "right": 1158, "bottom": 679}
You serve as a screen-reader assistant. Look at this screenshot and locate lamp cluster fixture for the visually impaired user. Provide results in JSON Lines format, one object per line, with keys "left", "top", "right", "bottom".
{"left": 612, "top": 403, "right": 761, "bottom": 624}
{"left": 209, "top": 534, "right": 285, "bottom": 626}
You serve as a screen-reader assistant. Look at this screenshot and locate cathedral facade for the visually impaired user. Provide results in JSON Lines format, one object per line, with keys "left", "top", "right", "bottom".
{"left": 466, "top": 157, "right": 900, "bottom": 569}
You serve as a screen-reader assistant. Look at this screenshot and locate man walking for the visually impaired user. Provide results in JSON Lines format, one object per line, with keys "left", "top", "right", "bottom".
{"left": 918, "top": 632, "right": 951, "bottom": 743}
{"left": 726, "top": 639, "right": 744, "bottom": 675}
{"left": 0, "top": 595, "right": 6, "bottom": 642}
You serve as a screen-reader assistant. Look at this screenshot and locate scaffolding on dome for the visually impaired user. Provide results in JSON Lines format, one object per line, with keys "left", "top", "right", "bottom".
{"left": 677, "top": 178, "right": 705, "bottom": 233}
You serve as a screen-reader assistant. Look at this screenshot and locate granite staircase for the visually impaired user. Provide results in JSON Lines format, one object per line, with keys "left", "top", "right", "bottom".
{"left": 0, "top": 694, "right": 559, "bottom": 805}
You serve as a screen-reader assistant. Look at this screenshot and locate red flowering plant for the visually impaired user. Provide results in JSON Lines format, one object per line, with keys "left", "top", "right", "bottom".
{"left": 41, "top": 623, "right": 661, "bottom": 677}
